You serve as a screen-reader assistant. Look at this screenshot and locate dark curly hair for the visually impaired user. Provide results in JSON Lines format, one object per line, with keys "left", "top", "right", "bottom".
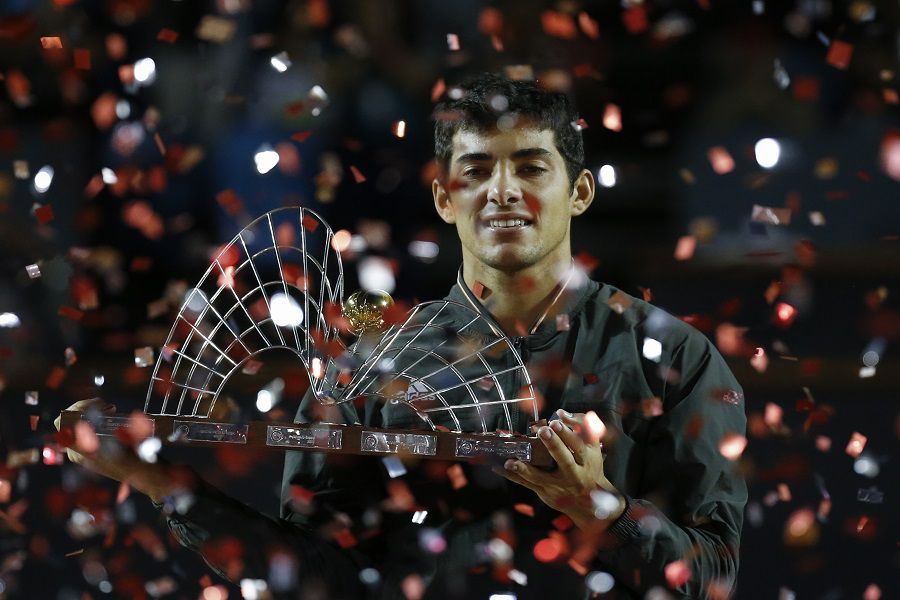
{"left": 433, "top": 73, "right": 585, "bottom": 187}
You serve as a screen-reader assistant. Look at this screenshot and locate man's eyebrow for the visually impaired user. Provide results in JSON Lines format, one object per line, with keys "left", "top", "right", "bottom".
{"left": 454, "top": 148, "right": 554, "bottom": 163}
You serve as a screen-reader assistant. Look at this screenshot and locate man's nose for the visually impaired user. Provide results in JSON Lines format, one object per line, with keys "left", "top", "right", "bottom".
{"left": 486, "top": 166, "right": 522, "bottom": 205}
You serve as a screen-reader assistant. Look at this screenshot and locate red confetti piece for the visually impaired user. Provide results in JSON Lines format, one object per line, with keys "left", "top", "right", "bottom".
{"left": 430, "top": 78, "right": 446, "bottom": 103}
{"left": 291, "top": 130, "right": 313, "bottom": 143}
{"left": 773, "top": 302, "right": 797, "bottom": 327}
{"left": 555, "top": 314, "right": 570, "bottom": 331}
{"left": 622, "top": 6, "right": 648, "bottom": 34}
{"left": 793, "top": 75, "right": 820, "bottom": 101}
{"left": 118, "top": 64, "right": 134, "bottom": 85}
{"left": 40, "top": 37, "right": 63, "bottom": 49}
{"left": 533, "top": 536, "right": 565, "bottom": 562}
{"left": 478, "top": 8, "right": 503, "bottom": 36}
{"left": 606, "top": 290, "right": 633, "bottom": 314}
{"left": 826, "top": 40, "right": 853, "bottom": 70}
{"left": 707, "top": 146, "right": 735, "bottom": 174}
{"left": 29, "top": 415, "right": 39, "bottom": 431}
{"left": 58, "top": 306, "right": 83, "bottom": 321}
{"left": 573, "top": 63, "right": 593, "bottom": 78}
{"left": 574, "top": 250, "right": 599, "bottom": 273}
{"left": 640, "top": 397, "right": 663, "bottom": 418}
{"left": 349, "top": 165, "right": 366, "bottom": 183}
{"left": 578, "top": 12, "right": 599, "bottom": 39}
{"left": 472, "top": 281, "right": 489, "bottom": 299}
{"left": 513, "top": 503, "right": 534, "bottom": 517}
{"left": 72, "top": 48, "right": 90, "bottom": 70}
{"left": 664, "top": 560, "right": 691, "bottom": 589}
{"left": 34, "top": 204, "right": 54, "bottom": 224}
{"left": 215, "top": 189, "right": 243, "bottom": 216}
{"left": 845, "top": 432, "right": 867, "bottom": 457}
{"left": 639, "top": 286, "right": 652, "bottom": 302}
{"left": 863, "top": 584, "right": 882, "bottom": 600}
{"left": 583, "top": 373, "right": 598, "bottom": 385}
{"left": 157, "top": 28, "right": 178, "bottom": 43}
{"left": 567, "top": 559, "right": 588, "bottom": 576}
{"left": 490, "top": 34, "right": 503, "bottom": 52}
{"left": 541, "top": 11, "right": 577, "bottom": 39}
{"left": 674, "top": 235, "right": 696, "bottom": 260}
{"left": 815, "top": 435, "right": 831, "bottom": 452}
{"left": 447, "top": 464, "right": 467, "bottom": 490}
{"left": 301, "top": 214, "right": 320, "bottom": 232}
{"left": 153, "top": 132, "right": 166, "bottom": 155}
{"left": 0, "top": 480, "right": 10, "bottom": 503}
{"left": 552, "top": 514, "right": 573, "bottom": 531}
{"left": 777, "top": 483, "right": 792, "bottom": 502}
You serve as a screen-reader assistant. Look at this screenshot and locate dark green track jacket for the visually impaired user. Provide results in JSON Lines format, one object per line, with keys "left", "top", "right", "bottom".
{"left": 160, "top": 273, "right": 747, "bottom": 599}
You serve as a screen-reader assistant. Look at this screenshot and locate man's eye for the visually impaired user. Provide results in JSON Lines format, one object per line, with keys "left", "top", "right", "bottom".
{"left": 520, "top": 166, "right": 547, "bottom": 175}
{"left": 463, "top": 168, "right": 487, "bottom": 178}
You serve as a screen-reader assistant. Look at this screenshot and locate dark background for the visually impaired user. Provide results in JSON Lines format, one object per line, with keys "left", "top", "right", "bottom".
{"left": 0, "top": 1, "right": 897, "bottom": 599}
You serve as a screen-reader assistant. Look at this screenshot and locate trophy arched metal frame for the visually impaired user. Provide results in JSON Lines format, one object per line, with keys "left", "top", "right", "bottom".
{"left": 61, "top": 207, "right": 553, "bottom": 467}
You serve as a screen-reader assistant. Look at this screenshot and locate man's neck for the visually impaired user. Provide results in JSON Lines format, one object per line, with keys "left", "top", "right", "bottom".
{"left": 461, "top": 254, "right": 573, "bottom": 337}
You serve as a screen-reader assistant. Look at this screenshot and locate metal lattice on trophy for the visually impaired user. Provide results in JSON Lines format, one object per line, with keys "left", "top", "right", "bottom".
{"left": 61, "top": 207, "right": 553, "bottom": 468}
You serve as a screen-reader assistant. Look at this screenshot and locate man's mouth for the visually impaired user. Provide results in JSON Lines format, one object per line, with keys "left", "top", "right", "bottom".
{"left": 487, "top": 218, "right": 533, "bottom": 229}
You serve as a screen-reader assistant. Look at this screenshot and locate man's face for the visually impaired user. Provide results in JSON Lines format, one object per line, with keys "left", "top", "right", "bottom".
{"left": 433, "top": 124, "right": 592, "bottom": 273}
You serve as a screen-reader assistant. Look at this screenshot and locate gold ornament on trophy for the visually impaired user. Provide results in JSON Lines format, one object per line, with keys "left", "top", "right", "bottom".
{"left": 343, "top": 289, "right": 394, "bottom": 334}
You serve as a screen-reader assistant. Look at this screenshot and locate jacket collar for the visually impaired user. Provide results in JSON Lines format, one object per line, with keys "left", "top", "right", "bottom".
{"left": 446, "top": 264, "right": 600, "bottom": 346}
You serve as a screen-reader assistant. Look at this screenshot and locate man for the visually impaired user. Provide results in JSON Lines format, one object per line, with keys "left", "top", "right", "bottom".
{"left": 59, "top": 73, "right": 747, "bottom": 599}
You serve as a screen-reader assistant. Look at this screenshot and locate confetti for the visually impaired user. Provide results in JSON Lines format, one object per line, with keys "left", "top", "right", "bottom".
{"left": 751, "top": 347, "right": 768, "bottom": 372}
{"left": 578, "top": 12, "right": 600, "bottom": 39}
{"left": 533, "top": 536, "right": 565, "bottom": 562}
{"left": 602, "top": 104, "right": 622, "bottom": 132}
{"left": 826, "top": 40, "right": 853, "bottom": 70}
{"left": 664, "top": 560, "right": 691, "bottom": 589}
{"left": 583, "top": 411, "right": 606, "bottom": 443}
{"left": 718, "top": 433, "right": 747, "bottom": 460}
{"left": 541, "top": 11, "right": 577, "bottom": 39}
{"left": 751, "top": 204, "right": 791, "bottom": 225}
{"left": 773, "top": 58, "right": 790, "bottom": 89}
{"left": 69, "top": 48, "right": 90, "bottom": 71}
{"left": 40, "top": 37, "right": 63, "bottom": 49}
{"left": 196, "top": 15, "right": 237, "bottom": 43}
{"left": 707, "top": 146, "right": 735, "bottom": 174}
{"left": 622, "top": 6, "right": 648, "bottom": 34}
{"left": 34, "top": 204, "right": 54, "bottom": 224}
{"left": 446, "top": 33, "right": 460, "bottom": 51}
{"left": 157, "top": 28, "right": 178, "bottom": 43}
{"left": 349, "top": 165, "right": 366, "bottom": 183}
{"left": 134, "top": 346, "right": 155, "bottom": 367}
{"left": 845, "top": 432, "right": 867, "bottom": 457}
{"left": 513, "top": 503, "right": 535, "bottom": 517}
{"left": 606, "top": 290, "right": 633, "bottom": 314}
{"left": 472, "top": 281, "right": 489, "bottom": 299}
{"left": 674, "top": 235, "right": 696, "bottom": 261}
{"left": 856, "top": 486, "right": 883, "bottom": 504}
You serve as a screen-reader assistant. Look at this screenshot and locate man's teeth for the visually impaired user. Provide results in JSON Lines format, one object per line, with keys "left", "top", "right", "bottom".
{"left": 489, "top": 219, "right": 529, "bottom": 228}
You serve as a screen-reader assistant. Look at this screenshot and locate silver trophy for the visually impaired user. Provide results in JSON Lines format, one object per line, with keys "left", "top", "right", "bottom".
{"left": 61, "top": 207, "right": 552, "bottom": 467}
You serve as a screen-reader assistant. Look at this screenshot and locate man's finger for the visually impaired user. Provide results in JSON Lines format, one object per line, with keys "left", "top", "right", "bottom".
{"left": 535, "top": 426, "right": 577, "bottom": 472}
{"left": 550, "top": 419, "right": 586, "bottom": 464}
{"left": 559, "top": 410, "right": 605, "bottom": 445}
{"left": 492, "top": 465, "right": 539, "bottom": 492}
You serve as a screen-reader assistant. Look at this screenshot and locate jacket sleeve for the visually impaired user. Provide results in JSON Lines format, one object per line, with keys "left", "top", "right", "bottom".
{"left": 154, "top": 388, "right": 369, "bottom": 597}
{"left": 591, "top": 331, "right": 748, "bottom": 599}
{"left": 159, "top": 471, "right": 368, "bottom": 598}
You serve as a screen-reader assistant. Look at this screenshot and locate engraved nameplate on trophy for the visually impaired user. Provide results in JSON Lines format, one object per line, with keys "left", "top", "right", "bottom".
{"left": 172, "top": 421, "right": 248, "bottom": 444}
{"left": 360, "top": 431, "right": 437, "bottom": 456}
{"left": 455, "top": 437, "right": 533, "bottom": 462}
{"left": 266, "top": 426, "right": 343, "bottom": 450}
{"left": 94, "top": 416, "right": 154, "bottom": 437}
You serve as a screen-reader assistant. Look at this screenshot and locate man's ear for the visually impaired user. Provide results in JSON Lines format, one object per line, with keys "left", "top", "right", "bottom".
{"left": 569, "top": 168, "right": 596, "bottom": 216}
{"left": 433, "top": 178, "right": 456, "bottom": 224}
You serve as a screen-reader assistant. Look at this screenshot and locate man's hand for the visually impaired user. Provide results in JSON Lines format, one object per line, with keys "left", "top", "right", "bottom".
{"left": 54, "top": 399, "right": 180, "bottom": 503}
{"left": 494, "top": 409, "right": 626, "bottom": 531}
